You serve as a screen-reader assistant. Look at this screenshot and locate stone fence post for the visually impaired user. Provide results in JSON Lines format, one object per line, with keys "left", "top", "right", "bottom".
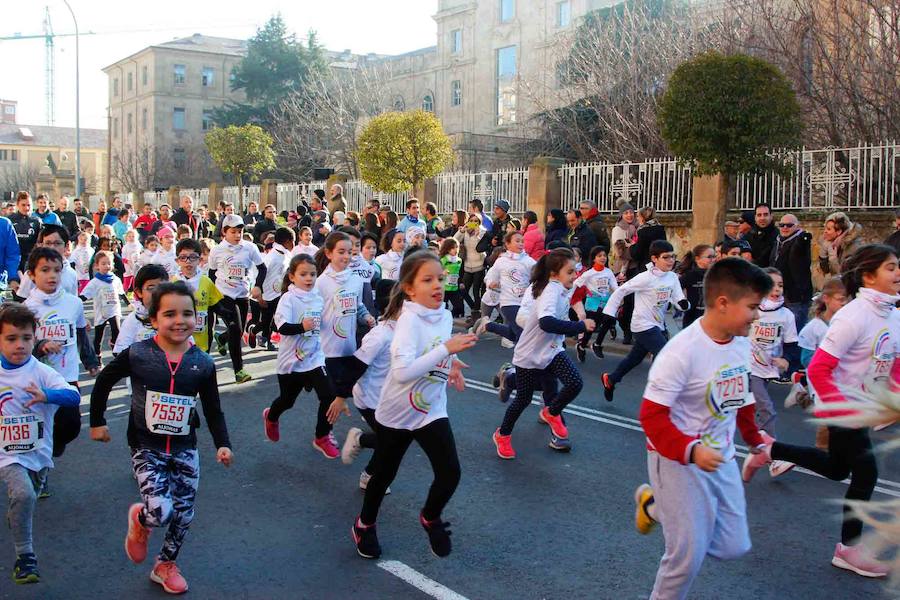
{"left": 689, "top": 174, "right": 728, "bottom": 249}
{"left": 208, "top": 182, "right": 223, "bottom": 208}
{"left": 527, "top": 157, "right": 565, "bottom": 230}
{"left": 260, "top": 179, "right": 280, "bottom": 209}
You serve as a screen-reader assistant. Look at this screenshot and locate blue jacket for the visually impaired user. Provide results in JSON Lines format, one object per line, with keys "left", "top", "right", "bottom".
{"left": 0, "top": 217, "right": 21, "bottom": 284}
{"left": 35, "top": 210, "right": 62, "bottom": 227}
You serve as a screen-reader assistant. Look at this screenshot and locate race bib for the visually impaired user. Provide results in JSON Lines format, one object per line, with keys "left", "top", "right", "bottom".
{"left": 710, "top": 366, "right": 751, "bottom": 414}
{"left": 226, "top": 264, "right": 246, "bottom": 284}
{"left": 303, "top": 309, "right": 322, "bottom": 337}
{"left": 336, "top": 290, "right": 357, "bottom": 317}
{"left": 145, "top": 391, "right": 196, "bottom": 436}
{"left": 195, "top": 311, "right": 207, "bottom": 333}
{"left": 101, "top": 288, "right": 118, "bottom": 307}
{"left": 0, "top": 414, "right": 44, "bottom": 454}
{"left": 37, "top": 319, "right": 75, "bottom": 346}
{"left": 447, "top": 274, "right": 459, "bottom": 287}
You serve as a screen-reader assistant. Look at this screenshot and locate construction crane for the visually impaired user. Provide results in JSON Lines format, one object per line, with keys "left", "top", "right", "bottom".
{"left": 0, "top": 6, "right": 95, "bottom": 126}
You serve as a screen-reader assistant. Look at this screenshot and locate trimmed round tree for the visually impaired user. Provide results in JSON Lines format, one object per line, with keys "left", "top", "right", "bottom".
{"left": 658, "top": 52, "right": 802, "bottom": 176}
{"left": 356, "top": 110, "right": 453, "bottom": 193}
{"left": 205, "top": 124, "right": 276, "bottom": 211}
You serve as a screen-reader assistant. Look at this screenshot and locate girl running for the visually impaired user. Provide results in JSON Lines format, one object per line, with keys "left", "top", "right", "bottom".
{"left": 743, "top": 244, "right": 899, "bottom": 578}
{"left": 351, "top": 251, "right": 477, "bottom": 560}
{"left": 291, "top": 226, "right": 318, "bottom": 258}
{"left": 473, "top": 231, "right": 536, "bottom": 343}
{"left": 677, "top": 244, "right": 714, "bottom": 329}
{"left": 89, "top": 282, "right": 233, "bottom": 595}
{"left": 492, "top": 248, "right": 595, "bottom": 458}
{"left": 375, "top": 229, "right": 404, "bottom": 280}
{"left": 439, "top": 238, "right": 464, "bottom": 318}
{"left": 80, "top": 251, "right": 126, "bottom": 359}
{"left": 573, "top": 245, "right": 618, "bottom": 361}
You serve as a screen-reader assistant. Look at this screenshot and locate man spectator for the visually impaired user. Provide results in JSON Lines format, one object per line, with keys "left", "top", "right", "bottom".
{"left": 102, "top": 196, "right": 123, "bottom": 226}
{"left": 197, "top": 205, "right": 212, "bottom": 239}
{"left": 214, "top": 202, "right": 236, "bottom": 242}
{"left": 579, "top": 200, "right": 611, "bottom": 252}
{"left": 886, "top": 208, "right": 900, "bottom": 254}
{"left": 311, "top": 211, "right": 330, "bottom": 246}
{"left": 172, "top": 194, "right": 200, "bottom": 238}
{"left": 9, "top": 191, "right": 41, "bottom": 273}
{"left": 133, "top": 202, "right": 157, "bottom": 242}
{"left": 243, "top": 201, "right": 263, "bottom": 227}
{"left": 477, "top": 199, "right": 513, "bottom": 253}
{"left": 34, "top": 193, "right": 62, "bottom": 226}
{"left": 738, "top": 211, "right": 754, "bottom": 238}
{"left": 745, "top": 202, "right": 777, "bottom": 267}
{"left": 150, "top": 203, "right": 174, "bottom": 236}
{"left": 423, "top": 202, "right": 443, "bottom": 240}
{"left": 563, "top": 209, "right": 598, "bottom": 261}
{"left": 72, "top": 196, "right": 91, "bottom": 222}
{"left": 0, "top": 211, "right": 20, "bottom": 292}
{"left": 468, "top": 199, "right": 492, "bottom": 229}
{"left": 771, "top": 214, "right": 813, "bottom": 332}
{"left": 253, "top": 204, "right": 278, "bottom": 242}
{"left": 310, "top": 190, "right": 327, "bottom": 217}
{"left": 328, "top": 184, "right": 347, "bottom": 215}
{"left": 55, "top": 195, "right": 78, "bottom": 238}
{"left": 723, "top": 220, "right": 741, "bottom": 242}
{"left": 396, "top": 198, "right": 423, "bottom": 233}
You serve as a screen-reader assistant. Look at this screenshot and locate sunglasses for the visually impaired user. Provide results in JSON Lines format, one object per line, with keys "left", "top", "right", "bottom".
{"left": 778, "top": 223, "right": 796, "bottom": 228}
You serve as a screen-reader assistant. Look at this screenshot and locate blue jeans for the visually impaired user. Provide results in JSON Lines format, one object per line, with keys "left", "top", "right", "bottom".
{"left": 486, "top": 305, "right": 522, "bottom": 343}
{"left": 610, "top": 327, "right": 668, "bottom": 385}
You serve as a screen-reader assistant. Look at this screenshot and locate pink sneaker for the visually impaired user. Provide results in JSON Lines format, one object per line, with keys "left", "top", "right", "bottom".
{"left": 832, "top": 542, "right": 890, "bottom": 578}
{"left": 150, "top": 559, "right": 189, "bottom": 594}
{"left": 125, "top": 503, "right": 150, "bottom": 564}
{"left": 262, "top": 408, "right": 279, "bottom": 442}
{"left": 493, "top": 428, "right": 516, "bottom": 460}
{"left": 741, "top": 432, "right": 772, "bottom": 482}
{"left": 313, "top": 432, "right": 340, "bottom": 459}
{"left": 539, "top": 407, "right": 568, "bottom": 439}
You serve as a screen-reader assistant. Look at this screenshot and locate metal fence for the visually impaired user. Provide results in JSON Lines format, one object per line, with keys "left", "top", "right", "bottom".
{"left": 558, "top": 158, "right": 693, "bottom": 214}
{"left": 734, "top": 142, "right": 900, "bottom": 211}
{"left": 222, "top": 185, "right": 260, "bottom": 207}
{"left": 344, "top": 180, "right": 411, "bottom": 214}
{"left": 143, "top": 191, "right": 167, "bottom": 205}
{"left": 433, "top": 168, "right": 530, "bottom": 215}
{"left": 180, "top": 187, "right": 209, "bottom": 205}
{"left": 275, "top": 181, "right": 328, "bottom": 213}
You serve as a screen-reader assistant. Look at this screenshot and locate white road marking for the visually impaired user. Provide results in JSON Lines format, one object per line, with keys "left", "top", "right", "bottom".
{"left": 377, "top": 560, "right": 470, "bottom": 600}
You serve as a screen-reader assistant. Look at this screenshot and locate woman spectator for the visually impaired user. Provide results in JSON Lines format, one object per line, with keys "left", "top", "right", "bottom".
{"left": 441, "top": 210, "right": 467, "bottom": 239}
{"left": 818, "top": 211, "right": 863, "bottom": 276}
{"left": 630, "top": 206, "right": 666, "bottom": 268}
{"left": 346, "top": 211, "right": 361, "bottom": 229}
{"left": 384, "top": 211, "right": 399, "bottom": 232}
{"left": 521, "top": 210, "right": 545, "bottom": 259}
{"left": 544, "top": 208, "right": 567, "bottom": 247}
{"left": 363, "top": 211, "right": 382, "bottom": 240}
{"left": 611, "top": 202, "right": 638, "bottom": 247}
{"left": 455, "top": 213, "right": 487, "bottom": 323}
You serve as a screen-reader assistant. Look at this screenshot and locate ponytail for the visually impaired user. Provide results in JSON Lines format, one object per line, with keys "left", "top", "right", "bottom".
{"left": 840, "top": 243, "right": 897, "bottom": 298}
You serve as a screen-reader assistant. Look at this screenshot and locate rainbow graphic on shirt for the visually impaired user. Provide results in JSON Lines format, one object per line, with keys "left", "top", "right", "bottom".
{"left": 408, "top": 338, "right": 451, "bottom": 414}
{"left": 332, "top": 289, "right": 357, "bottom": 339}
{"left": 0, "top": 387, "right": 14, "bottom": 415}
{"left": 870, "top": 328, "right": 896, "bottom": 381}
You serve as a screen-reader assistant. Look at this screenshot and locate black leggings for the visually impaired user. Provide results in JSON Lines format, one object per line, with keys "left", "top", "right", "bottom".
{"left": 359, "top": 408, "right": 379, "bottom": 476}
{"left": 52, "top": 389, "right": 82, "bottom": 458}
{"left": 249, "top": 298, "right": 278, "bottom": 340}
{"left": 93, "top": 317, "right": 120, "bottom": 355}
{"left": 360, "top": 417, "right": 460, "bottom": 525}
{"left": 215, "top": 296, "right": 249, "bottom": 372}
{"left": 771, "top": 426, "right": 877, "bottom": 544}
{"left": 579, "top": 310, "right": 614, "bottom": 347}
{"left": 499, "top": 352, "right": 583, "bottom": 436}
{"left": 461, "top": 270, "right": 485, "bottom": 311}
{"left": 267, "top": 368, "right": 335, "bottom": 438}
{"left": 444, "top": 289, "right": 464, "bottom": 318}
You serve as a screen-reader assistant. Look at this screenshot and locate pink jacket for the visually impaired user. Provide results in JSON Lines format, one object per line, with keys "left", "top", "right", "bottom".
{"left": 522, "top": 222, "right": 545, "bottom": 260}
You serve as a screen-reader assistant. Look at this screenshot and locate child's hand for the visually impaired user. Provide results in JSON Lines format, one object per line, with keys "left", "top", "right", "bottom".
{"left": 258, "top": 297, "right": 268, "bottom": 308}
{"left": 216, "top": 447, "right": 233, "bottom": 467}
{"left": 90, "top": 426, "right": 111, "bottom": 442}
{"left": 692, "top": 445, "right": 724, "bottom": 472}
{"left": 327, "top": 397, "right": 351, "bottom": 424}
{"left": 488, "top": 282, "right": 500, "bottom": 290}
{"left": 365, "top": 315, "right": 376, "bottom": 328}
{"left": 449, "top": 359, "right": 468, "bottom": 392}
{"left": 301, "top": 317, "right": 316, "bottom": 331}
{"left": 583, "top": 318, "right": 596, "bottom": 332}
{"left": 23, "top": 384, "right": 46, "bottom": 407}
{"left": 250, "top": 286, "right": 262, "bottom": 300}
{"left": 43, "top": 341, "right": 63, "bottom": 355}
{"left": 773, "top": 357, "right": 789, "bottom": 372}
{"left": 445, "top": 333, "right": 478, "bottom": 354}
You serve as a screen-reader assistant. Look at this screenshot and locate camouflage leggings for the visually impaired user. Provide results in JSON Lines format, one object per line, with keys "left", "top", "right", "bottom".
{"left": 131, "top": 447, "right": 199, "bottom": 562}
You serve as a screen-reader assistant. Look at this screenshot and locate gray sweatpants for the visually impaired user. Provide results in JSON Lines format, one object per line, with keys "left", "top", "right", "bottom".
{"left": 750, "top": 375, "right": 776, "bottom": 433}
{"left": 647, "top": 452, "right": 751, "bottom": 600}
{"left": 0, "top": 463, "right": 47, "bottom": 556}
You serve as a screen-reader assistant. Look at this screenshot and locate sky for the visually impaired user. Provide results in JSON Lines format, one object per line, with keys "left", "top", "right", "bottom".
{"left": 0, "top": 0, "right": 437, "bottom": 130}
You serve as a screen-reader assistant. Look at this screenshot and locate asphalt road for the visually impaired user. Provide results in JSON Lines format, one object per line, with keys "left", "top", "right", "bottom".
{"left": 2, "top": 330, "right": 898, "bottom": 600}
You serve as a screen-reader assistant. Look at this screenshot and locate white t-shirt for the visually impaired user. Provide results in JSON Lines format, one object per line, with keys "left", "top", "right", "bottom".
{"left": 374, "top": 251, "right": 403, "bottom": 280}
{"left": 513, "top": 280, "right": 573, "bottom": 370}
{"left": 25, "top": 290, "right": 87, "bottom": 383}
{"left": 274, "top": 286, "right": 325, "bottom": 374}
{"left": 352, "top": 320, "right": 396, "bottom": 410}
{"left": 0, "top": 357, "right": 76, "bottom": 472}
{"left": 122, "top": 242, "right": 142, "bottom": 277}
{"left": 291, "top": 243, "right": 318, "bottom": 258}
{"left": 18, "top": 262, "right": 78, "bottom": 299}
{"left": 314, "top": 265, "right": 366, "bottom": 358}
{"left": 481, "top": 267, "right": 501, "bottom": 307}
{"left": 114, "top": 311, "right": 156, "bottom": 354}
{"left": 262, "top": 244, "right": 290, "bottom": 301}
{"left": 573, "top": 267, "right": 619, "bottom": 312}
{"left": 798, "top": 317, "right": 829, "bottom": 352}
{"left": 643, "top": 320, "right": 755, "bottom": 462}
{"left": 71, "top": 246, "right": 94, "bottom": 281}
{"left": 207, "top": 240, "right": 264, "bottom": 299}
{"left": 81, "top": 275, "right": 125, "bottom": 325}
{"left": 376, "top": 302, "right": 454, "bottom": 430}
{"left": 350, "top": 255, "right": 376, "bottom": 286}
{"left": 483, "top": 251, "right": 536, "bottom": 307}
{"left": 603, "top": 265, "right": 685, "bottom": 333}
{"left": 749, "top": 302, "right": 798, "bottom": 379}
{"left": 156, "top": 248, "right": 178, "bottom": 277}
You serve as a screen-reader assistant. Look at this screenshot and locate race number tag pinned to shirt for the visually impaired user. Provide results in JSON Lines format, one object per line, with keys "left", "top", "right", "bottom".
{"left": 709, "top": 365, "right": 751, "bottom": 414}
{"left": 226, "top": 264, "right": 246, "bottom": 284}
{"left": 37, "top": 318, "right": 75, "bottom": 346}
{"left": 101, "top": 288, "right": 118, "bottom": 307}
{"left": 195, "top": 311, "right": 207, "bottom": 333}
{"left": 0, "top": 414, "right": 45, "bottom": 454}
{"left": 336, "top": 290, "right": 357, "bottom": 316}
{"left": 145, "top": 391, "right": 196, "bottom": 436}
{"left": 303, "top": 309, "right": 322, "bottom": 337}
{"left": 447, "top": 273, "right": 459, "bottom": 287}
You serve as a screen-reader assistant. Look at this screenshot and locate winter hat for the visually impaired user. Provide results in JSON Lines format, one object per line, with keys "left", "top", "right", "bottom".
{"left": 494, "top": 199, "right": 510, "bottom": 214}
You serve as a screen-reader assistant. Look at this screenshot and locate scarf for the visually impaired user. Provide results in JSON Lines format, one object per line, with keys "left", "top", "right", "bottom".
{"left": 0, "top": 355, "right": 29, "bottom": 370}
{"left": 402, "top": 299, "right": 446, "bottom": 325}
{"left": 94, "top": 272, "right": 113, "bottom": 284}
{"left": 638, "top": 218, "right": 660, "bottom": 230}
{"left": 323, "top": 264, "right": 351, "bottom": 285}
{"left": 288, "top": 284, "right": 316, "bottom": 300}
{"left": 176, "top": 272, "right": 200, "bottom": 293}
{"left": 858, "top": 287, "right": 900, "bottom": 318}
{"left": 504, "top": 250, "right": 526, "bottom": 261}
{"left": 30, "top": 287, "right": 65, "bottom": 306}
{"left": 760, "top": 297, "right": 785, "bottom": 312}
{"left": 132, "top": 299, "right": 149, "bottom": 320}
{"left": 646, "top": 262, "right": 668, "bottom": 278}
{"left": 405, "top": 226, "right": 426, "bottom": 246}
{"left": 773, "top": 228, "right": 802, "bottom": 262}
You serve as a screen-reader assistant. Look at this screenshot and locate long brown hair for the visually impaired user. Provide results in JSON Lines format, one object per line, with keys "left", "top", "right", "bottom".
{"left": 314, "top": 231, "right": 351, "bottom": 275}
{"left": 841, "top": 243, "right": 898, "bottom": 297}
{"left": 382, "top": 250, "right": 442, "bottom": 320}
{"left": 813, "top": 277, "right": 846, "bottom": 318}
{"left": 531, "top": 248, "right": 575, "bottom": 299}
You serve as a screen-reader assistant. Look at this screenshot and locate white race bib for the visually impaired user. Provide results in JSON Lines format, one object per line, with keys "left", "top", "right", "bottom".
{"left": 447, "top": 274, "right": 459, "bottom": 287}
{"left": 226, "top": 264, "right": 246, "bottom": 284}
{"left": 145, "top": 391, "right": 196, "bottom": 436}
{"left": 101, "top": 287, "right": 118, "bottom": 307}
{"left": 711, "top": 366, "right": 751, "bottom": 413}
{"left": 195, "top": 311, "right": 207, "bottom": 333}
{"left": 303, "top": 310, "right": 322, "bottom": 337}
{"left": 37, "top": 319, "right": 75, "bottom": 346}
{"left": 0, "top": 414, "right": 44, "bottom": 454}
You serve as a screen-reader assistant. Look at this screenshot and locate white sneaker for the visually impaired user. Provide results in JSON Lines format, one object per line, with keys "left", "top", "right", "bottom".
{"left": 769, "top": 460, "right": 795, "bottom": 478}
{"left": 342, "top": 428, "right": 363, "bottom": 465}
{"left": 359, "top": 471, "right": 390, "bottom": 495}
{"left": 832, "top": 542, "right": 890, "bottom": 577}
{"left": 784, "top": 383, "right": 804, "bottom": 408}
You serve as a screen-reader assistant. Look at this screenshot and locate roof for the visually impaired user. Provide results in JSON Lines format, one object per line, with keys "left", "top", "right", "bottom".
{"left": 0, "top": 123, "right": 107, "bottom": 149}
{"left": 154, "top": 34, "right": 247, "bottom": 57}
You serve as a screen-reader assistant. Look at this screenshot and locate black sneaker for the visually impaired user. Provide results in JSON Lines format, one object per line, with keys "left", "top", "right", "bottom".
{"left": 591, "top": 342, "right": 604, "bottom": 359}
{"left": 38, "top": 474, "right": 51, "bottom": 498}
{"left": 622, "top": 333, "right": 633, "bottom": 345}
{"left": 549, "top": 434, "right": 572, "bottom": 452}
{"left": 246, "top": 325, "right": 257, "bottom": 349}
{"left": 265, "top": 341, "right": 277, "bottom": 351}
{"left": 576, "top": 344, "right": 586, "bottom": 363}
{"left": 216, "top": 332, "right": 228, "bottom": 356}
{"left": 601, "top": 373, "right": 615, "bottom": 402}
{"left": 420, "top": 514, "right": 452, "bottom": 558}
{"left": 773, "top": 376, "right": 792, "bottom": 385}
{"left": 352, "top": 520, "right": 381, "bottom": 559}
{"left": 13, "top": 553, "right": 39, "bottom": 584}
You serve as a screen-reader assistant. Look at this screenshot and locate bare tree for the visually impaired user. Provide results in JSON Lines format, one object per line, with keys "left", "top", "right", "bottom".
{"left": 112, "top": 138, "right": 221, "bottom": 191}
{"left": 0, "top": 163, "right": 41, "bottom": 198}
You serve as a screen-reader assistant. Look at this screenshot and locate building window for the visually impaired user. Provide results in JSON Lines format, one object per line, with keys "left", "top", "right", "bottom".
{"left": 142, "top": 65, "right": 148, "bottom": 86}
{"left": 422, "top": 94, "right": 434, "bottom": 112}
{"left": 113, "top": 117, "right": 119, "bottom": 138}
{"left": 557, "top": 1, "right": 571, "bottom": 28}
{"left": 451, "top": 80, "right": 462, "bottom": 106}
{"left": 127, "top": 113, "right": 133, "bottom": 135}
{"left": 142, "top": 108, "right": 148, "bottom": 131}
{"left": 113, "top": 78, "right": 119, "bottom": 96}
{"left": 500, "top": 0, "right": 515, "bottom": 22}
{"left": 0, "top": 150, "right": 15, "bottom": 161}
{"left": 496, "top": 45, "right": 517, "bottom": 125}
{"left": 202, "top": 67, "right": 214, "bottom": 87}
{"left": 202, "top": 109, "right": 214, "bottom": 131}
{"left": 174, "top": 64, "right": 185, "bottom": 85}
{"left": 173, "top": 148, "right": 186, "bottom": 170}
{"left": 127, "top": 72, "right": 133, "bottom": 92}
{"left": 451, "top": 29, "right": 462, "bottom": 54}
{"left": 173, "top": 107, "right": 185, "bottom": 131}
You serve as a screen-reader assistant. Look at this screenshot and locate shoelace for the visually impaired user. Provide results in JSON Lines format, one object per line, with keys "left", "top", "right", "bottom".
{"left": 157, "top": 561, "right": 181, "bottom": 579}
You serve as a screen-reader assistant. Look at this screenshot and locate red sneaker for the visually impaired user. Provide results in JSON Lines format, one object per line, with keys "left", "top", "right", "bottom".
{"left": 262, "top": 408, "right": 279, "bottom": 442}
{"left": 493, "top": 428, "right": 516, "bottom": 460}
{"left": 125, "top": 503, "right": 150, "bottom": 564}
{"left": 540, "top": 407, "right": 568, "bottom": 439}
{"left": 150, "top": 559, "right": 189, "bottom": 594}
{"left": 313, "top": 432, "right": 340, "bottom": 459}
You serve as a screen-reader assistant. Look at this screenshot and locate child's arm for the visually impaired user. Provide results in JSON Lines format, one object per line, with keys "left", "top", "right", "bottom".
{"left": 800, "top": 348, "right": 815, "bottom": 367}
{"left": 807, "top": 348, "right": 852, "bottom": 417}
{"left": 75, "top": 304, "right": 99, "bottom": 372}
{"left": 89, "top": 350, "right": 131, "bottom": 440}
{"left": 25, "top": 368, "right": 79, "bottom": 409}
{"left": 602, "top": 273, "right": 644, "bottom": 318}
{"left": 327, "top": 329, "right": 386, "bottom": 422}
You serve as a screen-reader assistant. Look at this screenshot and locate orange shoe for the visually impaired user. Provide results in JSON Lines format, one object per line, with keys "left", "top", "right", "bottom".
{"left": 540, "top": 407, "right": 568, "bottom": 439}
{"left": 150, "top": 560, "right": 189, "bottom": 594}
{"left": 493, "top": 428, "right": 516, "bottom": 459}
{"left": 125, "top": 503, "right": 150, "bottom": 564}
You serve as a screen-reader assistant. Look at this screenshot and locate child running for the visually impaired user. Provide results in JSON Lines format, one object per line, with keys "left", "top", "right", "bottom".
{"left": 80, "top": 250, "right": 126, "bottom": 360}
{"left": 473, "top": 231, "right": 536, "bottom": 343}
{"left": 351, "top": 250, "right": 476, "bottom": 560}
{"left": 439, "top": 238, "right": 464, "bottom": 318}
{"left": 114, "top": 265, "right": 169, "bottom": 354}
{"left": 573, "top": 245, "right": 618, "bottom": 361}
{"left": 89, "top": 282, "right": 233, "bottom": 595}
{"left": 122, "top": 229, "right": 142, "bottom": 292}
{"left": 677, "top": 244, "right": 714, "bottom": 329}
{"left": 71, "top": 232, "right": 94, "bottom": 295}
{"left": 291, "top": 226, "right": 318, "bottom": 258}
{"left": 632, "top": 257, "right": 772, "bottom": 600}
{"left": 0, "top": 303, "right": 79, "bottom": 584}
{"left": 492, "top": 248, "right": 594, "bottom": 458}
{"left": 375, "top": 229, "right": 404, "bottom": 280}
{"left": 247, "top": 227, "right": 293, "bottom": 351}
{"left": 172, "top": 239, "right": 223, "bottom": 353}
{"left": 601, "top": 240, "right": 688, "bottom": 402}
{"left": 743, "top": 244, "right": 899, "bottom": 578}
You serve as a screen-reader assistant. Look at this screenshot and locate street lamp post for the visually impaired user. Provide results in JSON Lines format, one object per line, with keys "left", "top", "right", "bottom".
{"left": 62, "top": 0, "right": 81, "bottom": 197}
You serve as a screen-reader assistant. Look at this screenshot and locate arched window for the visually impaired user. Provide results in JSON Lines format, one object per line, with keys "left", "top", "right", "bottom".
{"left": 422, "top": 93, "right": 434, "bottom": 112}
